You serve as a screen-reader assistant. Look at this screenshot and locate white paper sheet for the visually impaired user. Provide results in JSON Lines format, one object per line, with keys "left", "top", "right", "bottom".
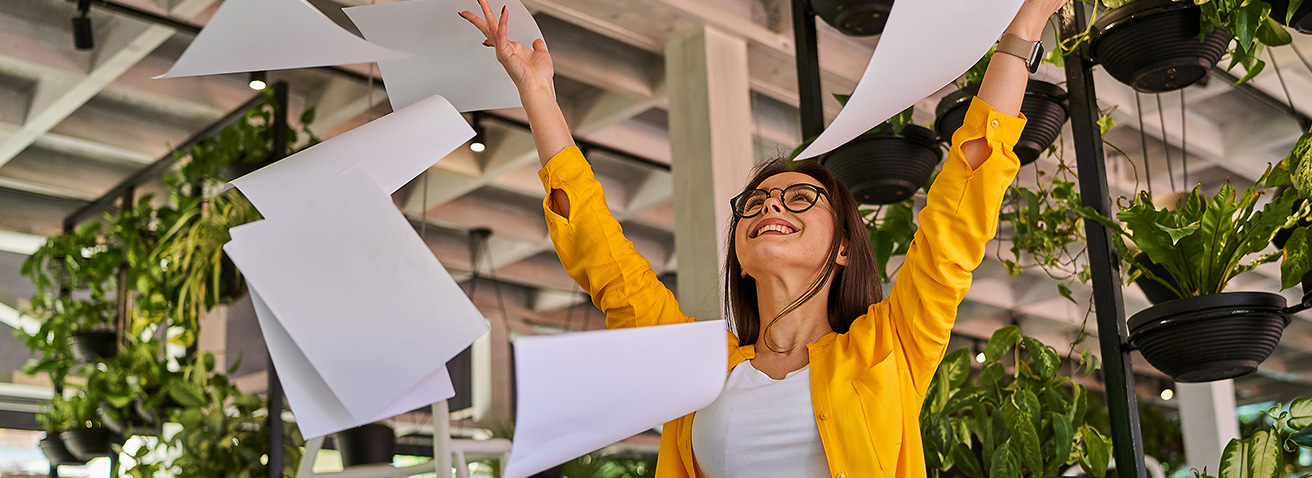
{"left": 344, "top": 0, "right": 545, "bottom": 112}
{"left": 225, "top": 167, "right": 489, "bottom": 438}
{"left": 794, "top": 0, "right": 1026, "bottom": 159}
{"left": 249, "top": 288, "right": 459, "bottom": 439}
{"left": 504, "top": 321, "right": 727, "bottom": 478}
{"left": 230, "top": 94, "right": 473, "bottom": 218}
{"left": 156, "top": 0, "right": 409, "bottom": 79}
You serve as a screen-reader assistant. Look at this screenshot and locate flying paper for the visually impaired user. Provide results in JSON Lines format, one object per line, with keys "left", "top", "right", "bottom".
{"left": 794, "top": 0, "right": 1026, "bottom": 159}
{"left": 504, "top": 321, "right": 727, "bottom": 478}
{"left": 226, "top": 166, "right": 489, "bottom": 439}
{"left": 344, "top": 0, "right": 546, "bottom": 112}
{"left": 230, "top": 94, "right": 473, "bottom": 219}
{"left": 156, "top": 0, "right": 408, "bottom": 79}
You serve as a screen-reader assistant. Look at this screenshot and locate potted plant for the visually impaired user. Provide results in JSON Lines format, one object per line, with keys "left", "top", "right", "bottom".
{"left": 1270, "top": 0, "right": 1312, "bottom": 32}
{"left": 1266, "top": 131, "right": 1311, "bottom": 300}
{"left": 921, "top": 326, "right": 1112, "bottom": 478}
{"left": 997, "top": 160, "right": 1090, "bottom": 303}
{"left": 21, "top": 221, "right": 124, "bottom": 363}
{"left": 1069, "top": 161, "right": 1311, "bottom": 382}
{"left": 37, "top": 394, "right": 84, "bottom": 466}
{"left": 935, "top": 50, "right": 1069, "bottom": 166}
{"left": 334, "top": 422, "right": 397, "bottom": 467}
{"left": 57, "top": 391, "right": 120, "bottom": 462}
{"left": 816, "top": 98, "right": 943, "bottom": 205}
{"left": 1192, "top": 397, "right": 1311, "bottom": 478}
{"left": 809, "top": 0, "right": 894, "bottom": 36}
{"left": 1088, "top": 0, "right": 1292, "bottom": 92}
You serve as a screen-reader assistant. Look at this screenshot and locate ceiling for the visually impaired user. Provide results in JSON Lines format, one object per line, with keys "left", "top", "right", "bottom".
{"left": 2, "top": 0, "right": 1312, "bottom": 431}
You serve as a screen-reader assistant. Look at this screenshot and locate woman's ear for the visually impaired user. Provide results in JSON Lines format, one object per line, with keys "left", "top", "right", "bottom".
{"left": 836, "top": 241, "right": 849, "bottom": 267}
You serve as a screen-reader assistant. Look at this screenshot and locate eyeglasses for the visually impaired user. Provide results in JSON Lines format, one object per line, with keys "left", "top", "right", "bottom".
{"left": 729, "top": 183, "right": 830, "bottom": 219}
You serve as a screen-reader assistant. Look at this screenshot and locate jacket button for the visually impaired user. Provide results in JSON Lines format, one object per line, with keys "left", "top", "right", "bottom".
{"left": 818, "top": 411, "right": 830, "bottom": 420}
{"left": 990, "top": 119, "right": 1000, "bottom": 128}
{"left": 836, "top": 474, "right": 846, "bottom": 478}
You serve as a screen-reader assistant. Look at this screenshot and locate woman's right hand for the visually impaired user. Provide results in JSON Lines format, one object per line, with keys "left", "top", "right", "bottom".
{"left": 460, "top": 0, "right": 554, "bottom": 93}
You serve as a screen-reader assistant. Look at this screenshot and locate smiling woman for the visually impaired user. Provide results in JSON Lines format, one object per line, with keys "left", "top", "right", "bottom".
{"left": 461, "top": 0, "right": 1064, "bottom": 476}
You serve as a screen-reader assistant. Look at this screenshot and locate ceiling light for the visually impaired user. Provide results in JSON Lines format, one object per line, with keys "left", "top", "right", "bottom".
{"left": 72, "top": 0, "right": 93, "bottom": 50}
{"left": 1160, "top": 388, "right": 1174, "bottom": 401}
{"left": 975, "top": 352, "right": 986, "bottom": 363}
{"left": 249, "top": 71, "right": 268, "bottom": 91}
{"left": 469, "top": 113, "right": 485, "bottom": 153}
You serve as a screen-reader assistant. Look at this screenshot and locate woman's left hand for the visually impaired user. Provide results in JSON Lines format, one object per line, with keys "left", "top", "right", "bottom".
{"left": 1007, "top": 0, "right": 1068, "bottom": 40}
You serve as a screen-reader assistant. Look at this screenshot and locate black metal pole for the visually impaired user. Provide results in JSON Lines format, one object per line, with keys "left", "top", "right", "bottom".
{"left": 116, "top": 187, "right": 133, "bottom": 352}
{"left": 791, "top": 0, "right": 825, "bottom": 140}
{"left": 1059, "top": 3, "right": 1146, "bottom": 478}
{"left": 267, "top": 81, "right": 289, "bottom": 478}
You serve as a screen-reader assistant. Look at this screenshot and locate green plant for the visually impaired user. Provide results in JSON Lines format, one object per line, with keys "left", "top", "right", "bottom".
{"left": 999, "top": 161, "right": 1091, "bottom": 304}
{"left": 1266, "top": 130, "right": 1312, "bottom": 290}
{"left": 1069, "top": 162, "right": 1311, "bottom": 296}
{"left": 1192, "top": 397, "right": 1311, "bottom": 478}
{"left": 36, "top": 393, "right": 78, "bottom": 434}
{"left": 921, "top": 326, "right": 1111, "bottom": 478}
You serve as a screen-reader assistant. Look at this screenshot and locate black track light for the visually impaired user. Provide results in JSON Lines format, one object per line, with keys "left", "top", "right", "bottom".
{"left": 469, "top": 113, "right": 486, "bottom": 153}
{"left": 249, "top": 71, "right": 268, "bottom": 91}
{"left": 72, "top": 0, "right": 93, "bottom": 50}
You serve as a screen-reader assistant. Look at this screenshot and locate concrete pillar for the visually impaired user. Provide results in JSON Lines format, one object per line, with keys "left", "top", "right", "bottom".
{"left": 1177, "top": 380, "right": 1240, "bottom": 471}
{"left": 665, "top": 25, "right": 756, "bottom": 321}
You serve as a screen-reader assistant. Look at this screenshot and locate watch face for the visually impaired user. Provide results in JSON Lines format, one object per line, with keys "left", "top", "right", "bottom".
{"left": 1029, "top": 43, "right": 1045, "bottom": 73}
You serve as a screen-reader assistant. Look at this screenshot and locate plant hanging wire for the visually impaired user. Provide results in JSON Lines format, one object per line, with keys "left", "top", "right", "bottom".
{"left": 1135, "top": 91, "right": 1154, "bottom": 196}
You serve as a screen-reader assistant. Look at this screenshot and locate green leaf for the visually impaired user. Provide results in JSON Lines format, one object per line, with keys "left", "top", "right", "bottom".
{"left": 1287, "top": 132, "right": 1312, "bottom": 193}
{"left": 954, "top": 443, "right": 985, "bottom": 478}
{"left": 1280, "top": 227, "right": 1311, "bottom": 290}
{"left": 1291, "top": 0, "right": 1306, "bottom": 24}
{"left": 1002, "top": 402, "right": 1043, "bottom": 476}
{"left": 981, "top": 362, "right": 1005, "bottom": 385}
{"left": 167, "top": 381, "right": 207, "bottom": 408}
{"left": 1022, "top": 337, "right": 1060, "bottom": 381}
{"left": 990, "top": 440, "right": 1022, "bottom": 478}
{"left": 1290, "top": 397, "right": 1312, "bottom": 429}
{"left": 942, "top": 348, "right": 972, "bottom": 388}
{"left": 1256, "top": 16, "right": 1292, "bottom": 46}
{"left": 1057, "top": 283, "right": 1075, "bottom": 304}
{"left": 1160, "top": 221, "right": 1201, "bottom": 244}
{"left": 300, "top": 108, "right": 317, "bottom": 125}
{"left": 1080, "top": 426, "right": 1111, "bottom": 477}
{"left": 1097, "top": 115, "right": 1115, "bottom": 137}
{"left": 1291, "top": 427, "right": 1312, "bottom": 447}
{"left": 1049, "top": 413, "right": 1075, "bottom": 475}
{"left": 984, "top": 325, "right": 1021, "bottom": 362}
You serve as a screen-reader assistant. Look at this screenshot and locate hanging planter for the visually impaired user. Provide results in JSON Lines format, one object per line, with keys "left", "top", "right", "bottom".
{"left": 1270, "top": 0, "right": 1312, "bottom": 33}
{"left": 40, "top": 434, "right": 84, "bottom": 465}
{"left": 1090, "top": 0, "right": 1230, "bottom": 92}
{"left": 821, "top": 124, "right": 942, "bottom": 205}
{"left": 69, "top": 331, "right": 117, "bottom": 363}
{"left": 60, "top": 427, "right": 118, "bottom": 462}
{"left": 1128, "top": 292, "right": 1290, "bottom": 382}
{"left": 934, "top": 80, "right": 1069, "bottom": 165}
{"left": 334, "top": 422, "right": 396, "bottom": 467}
{"left": 809, "top": 0, "right": 894, "bottom": 36}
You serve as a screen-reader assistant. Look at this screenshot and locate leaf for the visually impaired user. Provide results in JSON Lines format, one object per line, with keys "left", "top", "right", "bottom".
{"left": 1079, "top": 426, "right": 1111, "bottom": 477}
{"left": 1290, "top": 397, "right": 1312, "bottom": 429}
{"left": 1291, "top": 0, "right": 1306, "bottom": 24}
{"left": 1256, "top": 16, "right": 1292, "bottom": 46}
{"left": 1160, "top": 221, "right": 1201, "bottom": 244}
{"left": 984, "top": 325, "right": 1021, "bottom": 362}
{"left": 1050, "top": 413, "right": 1075, "bottom": 475}
{"left": 1002, "top": 403, "right": 1043, "bottom": 476}
{"left": 1022, "top": 337, "right": 1060, "bottom": 381}
{"left": 1282, "top": 227, "right": 1312, "bottom": 290}
{"left": 1291, "top": 427, "right": 1312, "bottom": 447}
{"left": 300, "top": 108, "right": 317, "bottom": 125}
{"left": 990, "top": 440, "right": 1022, "bottom": 478}
{"left": 954, "top": 443, "right": 985, "bottom": 478}
{"left": 167, "top": 381, "right": 207, "bottom": 408}
{"left": 1097, "top": 115, "right": 1115, "bottom": 137}
{"left": 1288, "top": 132, "right": 1312, "bottom": 193}
{"left": 942, "top": 348, "right": 972, "bottom": 388}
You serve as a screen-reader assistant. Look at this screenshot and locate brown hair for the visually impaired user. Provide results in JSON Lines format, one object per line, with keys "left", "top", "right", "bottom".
{"left": 723, "top": 157, "right": 883, "bottom": 348}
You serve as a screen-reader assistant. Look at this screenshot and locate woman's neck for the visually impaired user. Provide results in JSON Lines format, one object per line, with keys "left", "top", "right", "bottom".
{"left": 752, "top": 272, "right": 835, "bottom": 354}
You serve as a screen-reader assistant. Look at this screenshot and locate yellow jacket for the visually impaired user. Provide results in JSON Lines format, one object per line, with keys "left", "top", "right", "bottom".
{"left": 536, "top": 97, "right": 1025, "bottom": 478}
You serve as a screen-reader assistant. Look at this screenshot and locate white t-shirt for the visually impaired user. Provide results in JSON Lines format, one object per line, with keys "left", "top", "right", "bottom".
{"left": 690, "top": 360, "right": 831, "bottom": 478}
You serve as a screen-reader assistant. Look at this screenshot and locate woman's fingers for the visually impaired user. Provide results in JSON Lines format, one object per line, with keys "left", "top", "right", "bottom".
{"left": 459, "top": 11, "right": 491, "bottom": 37}
{"left": 478, "top": 0, "right": 498, "bottom": 36}
{"left": 532, "top": 38, "right": 548, "bottom": 53}
{"left": 497, "top": 6, "right": 509, "bottom": 45}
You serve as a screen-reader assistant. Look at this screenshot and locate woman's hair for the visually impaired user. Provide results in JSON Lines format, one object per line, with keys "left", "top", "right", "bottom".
{"left": 723, "top": 157, "right": 883, "bottom": 348}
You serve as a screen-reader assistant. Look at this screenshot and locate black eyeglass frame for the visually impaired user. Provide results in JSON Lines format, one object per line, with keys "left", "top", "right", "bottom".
{"left": 729, "top": 183, "right": 831, "bottom": 219}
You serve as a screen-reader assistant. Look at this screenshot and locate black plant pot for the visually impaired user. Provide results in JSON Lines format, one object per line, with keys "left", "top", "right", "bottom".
{"left": 60, "top": 427, "right": 118, "bottom": 462}
{"left": 1128, "top": 291, "right": 1290, "bottom": 382}
{"left": 1132, "top": 253, "right": 1182, "bottom": 305}
{"left": 820, "top": 125, "right": 942, "bottom": 205}
{"left": 810, "top": 0, "right": 894, "bottom": 36}
{"left": 334, "top": 423, "right": 395, "bottom": 467}
{"left": 1270, "top": 0, "right": 1312, "bottom": 33}
{"left": 1091, "top": 0, "right": 1230, "bottom": 92}
{"left": 40, "top": 434, "right": 84, "bottom": 465}
{"left": 934, "top": 80, "right": 1069, "bottom": 165}
{"left": 69, "top": 331, "right": 117, "bottom": 363}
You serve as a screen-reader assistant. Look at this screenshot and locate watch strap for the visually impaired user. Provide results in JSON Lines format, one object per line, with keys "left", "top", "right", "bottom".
{"left": 997, "top": 33, "right": 1041, "bottom": 72}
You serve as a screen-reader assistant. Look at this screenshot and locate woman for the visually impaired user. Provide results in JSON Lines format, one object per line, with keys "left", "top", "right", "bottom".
{"left": 462, "top": 1, "right": 1064, "bottom": 476}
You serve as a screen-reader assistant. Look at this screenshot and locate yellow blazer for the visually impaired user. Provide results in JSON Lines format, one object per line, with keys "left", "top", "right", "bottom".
{"left": 536, "top": 97, "right": 1025, "bottom": 478}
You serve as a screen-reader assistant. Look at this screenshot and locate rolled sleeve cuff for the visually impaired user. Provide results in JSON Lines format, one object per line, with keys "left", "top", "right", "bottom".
{"left": 537, "top": 146, "right": 590, "bottom": 193}
{"left": 955, "top": 96, "right": 1027, "bottom": 152}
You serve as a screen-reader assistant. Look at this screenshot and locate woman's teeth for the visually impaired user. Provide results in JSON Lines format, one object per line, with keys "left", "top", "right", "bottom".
{"left": 756, "top": 224, "right": 794, "bottom": 236}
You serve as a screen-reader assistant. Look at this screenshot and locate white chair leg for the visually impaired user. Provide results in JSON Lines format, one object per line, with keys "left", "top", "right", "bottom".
{"left": 298, "top": 436, "right": 325, "bottom": 477}
{"left": 432, "top": 401, "right": 452, "bottom": 478}
{"left": 454, "top": 450, "right": 469, "bottom": 478}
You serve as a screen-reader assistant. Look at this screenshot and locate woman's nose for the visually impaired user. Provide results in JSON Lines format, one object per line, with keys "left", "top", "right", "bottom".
{"left": 765, "top": 197, "right": 785, "bottom": 213}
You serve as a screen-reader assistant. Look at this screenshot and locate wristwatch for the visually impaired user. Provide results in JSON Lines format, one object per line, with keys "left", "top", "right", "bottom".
{"left": 997, "top": 33, "right": 1044, "bottom": 73}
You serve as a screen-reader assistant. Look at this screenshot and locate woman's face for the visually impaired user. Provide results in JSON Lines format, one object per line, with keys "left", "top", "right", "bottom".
{"left": 734, "top": 172, "right": 845, "bottom": 280}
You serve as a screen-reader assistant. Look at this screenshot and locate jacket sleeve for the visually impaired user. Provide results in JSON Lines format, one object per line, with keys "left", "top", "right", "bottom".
{"left": 848, "top": 97, "right": 1024, "bottom": 394}
{"left": 538, "top": 146, "right": 694, "bottom": 329}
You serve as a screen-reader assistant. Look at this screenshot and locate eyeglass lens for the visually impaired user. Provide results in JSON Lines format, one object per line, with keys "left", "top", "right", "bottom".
{"left": 733, "top": 184, "right": 822, "bottom": 217}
